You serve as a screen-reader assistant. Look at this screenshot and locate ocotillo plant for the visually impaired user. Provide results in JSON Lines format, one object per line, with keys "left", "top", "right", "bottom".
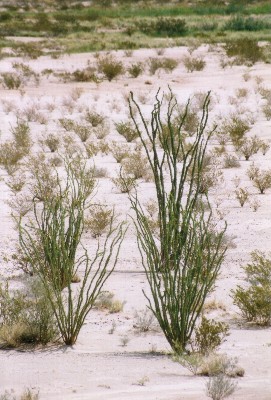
{"left": 128, "top": 90, "right": 227, "bottom": 353}
{"left": 20, "top": 156, "right": 126, "bottom": 345}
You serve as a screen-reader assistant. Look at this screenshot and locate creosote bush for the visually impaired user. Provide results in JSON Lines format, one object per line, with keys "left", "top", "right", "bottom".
{"left": 85, "top": 204, "right": 112, "bottom": 238}
{"left": 235, "top": 187, "right": 249, "bottom": 207}
{"left": 148, "top": 57, "right": 178, "bottom": 75}
{"left": 183, "top": 56, "right": 206, "bottom": 72}
{"left": 115, "top": 120, "right": 138, "bottom": 142}
{"left": 97, "top": 55, "right": 124, "bottom": 81}
{"left": 193, "top": 317, "right": 229, "bottom": 355}
{"left": 232, "top": 251, "right": 271, "bottom": 325}
{"left": 128, "top": 89, "right": 227, "bottom": 354}
{"left": 250, "top": 167, "right": 271, "bottom": 194}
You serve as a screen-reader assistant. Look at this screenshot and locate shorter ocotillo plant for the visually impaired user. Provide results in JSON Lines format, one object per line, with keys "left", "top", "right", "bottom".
{"left": 20, "top": 157, "right": 126, "bottom": 345}
{"left": 235, "top": 187, "right": 249, "bottom": 207}
{"left": 232, "top": 251, "right": 271, "bottom": 326}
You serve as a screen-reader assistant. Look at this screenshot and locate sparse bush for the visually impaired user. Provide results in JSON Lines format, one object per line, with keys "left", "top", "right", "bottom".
{"left": 251, "top": 168, "right": 271, "bottom": 194}
{"left": 200, "top": 353, "right": 244, "bottom": 378}
{"left": 110, "top": 142, "right": 129, "bottom": 163}
{"left": 85, "top": 204, "right": 112, "bottom": 238}
{"left": 183, "top": 56, "right": 206, "bottom": 72}
{"left": 224, "top": 15, "right": 270, "bottom": 32}
{"left": 84, "top": 110, "right": 105, "bottom": 127}
{"left": 232, "top": 251, "right": 271, "bottom": 326}
{"left": 133, "top": 308, "right": 156, "bottom": 332}
{"left": 73, "top": 66, "right": 98, "bottom": 83}
{"left": 128, "top": 62, "right": 143, "bottom": 78}
{"left": 10, "top": 119, "right": 32, "bottom": 154}
{"left": 122, "top": 151, "right": 151, "bottom": 180}
{"left": 1, "top": 72, "right": 22, "bottom": 89}
{"left": 0, "top": 142, "right": 25, "bottom": 175}
{"left": 97, "top": 55, "right": 124, "bottom": 81}
{"left": 224, "top": 115, "right": 250, "bottom": 146}
{"left": 112, "top": 172, "right": 137, "bottom": 193}
{"left": 237, "top": 136, "right": 261, "bottom": 160}
{"left": 262, "top": 103, "right": 271, "bottom": 120}
{"left": 41, "top": 133, "right": 60, "bottom": 153}
{"left": 193, "top": 317, "right": 229, "bottom": 355}
{"left": 148, "top": 57, "right": 178, "bottom": 75}
{"left": 235, "top": 187, "right": 249, "bottom": 207}
{"left": 115, "top": 121, "right": 138, "bottom": 142}
{"left": 73, "top": 123, "right": 91, "bottom": 143}
{"left": 94, "top": 291, "right": 124, "bottom": 313}
{"left": 223, "top": 154, "right": 240, "bottom": 168}
{"left": 206, "top": 374, "right": 237, "bottom": 400}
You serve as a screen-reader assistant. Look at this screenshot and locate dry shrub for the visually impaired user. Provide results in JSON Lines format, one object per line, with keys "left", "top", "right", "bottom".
{"left": 1, "top": 72, "right": 22, "bottom": 89}
{"left": 237, "top": 136, "right": 261, "bottom": 160}
{"left": 94, "top": 291, "right": 124, "bottom": 313}
{"left": 112, "top": 173, "right": 137, "bottom": 193}
{"left": 183, "top": 56, "right": 206, "bottom": 72}
{"left": 128, "top": 62, "right": 143, "bottom": 78}
{"left": 110, "top": 142, "right": 129, "bottom": 163}
{"left": 206, "top": 374, "right": 237, "bottom": 400}
{"left": 235, "top": 187, "right": 249, "bottom": 207}
{"left": 41, "top": 133, "right": 60, "bottom": 152}
{"left": 133, "top": 308, "right": 157, "bottom": 332}
{"left": 251, "top": 167, "right": 271, "bottom": 194}
{"left": 85, "top": 204, "right": 112, "bottom": 238}
{"left": 122, "top": 151, "right": 151, "bottom": 181}
{"left": 115, "top": 121, "right": 138, "bottom": 142}
{"left": 223, "top": 154, "right": 240, "bottom": 168}
{"left": 84, "top": 110, "right": 105, "bottom": 127}
{"left": 0, "top": 142, "right": 25, "bottom": 175}
{"left": 97, "top": 55, "right": 124, "bottom": 81}
{"left": 148, "top": 57, "right": 178, "bottom": 75}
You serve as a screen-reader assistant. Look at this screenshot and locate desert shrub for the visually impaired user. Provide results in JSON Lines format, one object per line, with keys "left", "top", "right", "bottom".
{"left": 0, "top": 280, "right": 57, "bottom": 348}
{"left": 183, "top": 56, "right": 206, "bottom": 72}
{"left": 6, "top": 174, "right": 26, "bottom": 193}
{"left": 246, "top": 162, "right": 259, "bottom": 180}
{"left": 97, "top": 55, "right": 124, "bottom": 81}
{"left": 84, "top": 110, "right": 105, "bottom": 127}
{"left": 1, "top": 73, "right": 21, "bottom": 89}
{"left": 112, "top": 173, "right": 137, "bottom": 193}
{"left": 138, "top": 17, "right": 187, "bottom": 37}
{"left": 128, "top": 62, "right": 143, "bottom": 78}
{"left": 59, "top": 118, "right": 75, "bottom": 131}
{"left": 251, "top": 168, "right": 271, "bottom": 194}
{"left": 94, "top": 121, "right": 109, "bottom": 139}
{"left": 260, "top": 140, "right": 270, "bottom": 155}
{"left": 224, "top": 38, "right": 264, "bottom": 65}
{"left": 193, "top": 317, "right": 229, "bottom": 355}
{"left": 262, "top": 103, "right": 271, "bottom": 120}
{"left": 42, "top": 133, "right": 60, "bottom": 152}
{"left": 73, "top": 123, "right": 91, "bottom": 142}
{"left": 235, "top": 187, "right": 249, "bottom": 207}
{"left": 133, "top": 308, "right": 156, "bottom": 332}
{"left": 122, "top": 151, "right": 150, "bottom": 180}
{"left": 237, "top": 136, "right": 261, "bottom": 160}
{"left": 10, "top": 119, "right": 32, "bottom": 153}
{"left": 232, "top": 251, "right": 271, "bottom": 326}
{"left": 206, "top": 374, "right": 237, "bottom": 400}
{"left": 85, "top": 204, "right": 112, "bottom": 238}
{"left": 0, "top": 142, "right": 25, "bottom": 175}
{"left": 94, "top": 291, "right": 124, "bottom": 313}
{"left": 110, "top": 142, "right": 129, "bottom": 163}
{"left": 223, "top": 154, "right": 240, "bottom": 168}
{"left": 200, "top": 354, "right": 244, "bottom": 378}
{"left": 72, "top": 66, "right": 98, "bottom": 82}
{"left": 20, "top": 157, "right": 126, "bottom": 345}
{"left": 0, "top": 389, "right": 39, "bottom": 400}
{"left": 224, "top": 115, "right": 250, "bottom": 146}
{"left": 12, "top": 62, "right": 40, "bottom": 86}
{"left": 224, "top": 15, "right": 270, "bottom": 32}
{"left": 148, "top": 57, "right": 178, "bottom": 75}
{"left": 128, "top": 90, "right": 227, "bottom": 354}
{"left": 115, "top": 121, "right": 138, "bottom": 142}
{"left": 177, "top": 105, "right": 200, "bottom": 136}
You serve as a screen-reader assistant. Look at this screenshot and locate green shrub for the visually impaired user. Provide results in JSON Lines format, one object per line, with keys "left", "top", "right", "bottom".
{"left": 128, "top": 62, "right": 143, "bottom": 78}
{"left": 115, "top": 121, "right": 138, "bottom": 142}
{"left": 138, "top": 17, "right": 187, "bottom": 37}
{"left": 224, "top": 16, "right": 270, "bottom": 31}
{"left": 232, "top": 251, "right": 271, "bottom": 325}
{"left": 1, "top": 73, "right": 22, "bottom": 89}
{"left": 193, "top": 317, "right": 229, "bottom": 355}
{"left": 225, "top": 39, "right": 264, "bottom": 65}
{"left": 97, "top": 55, "right": 124, "bottom": 81}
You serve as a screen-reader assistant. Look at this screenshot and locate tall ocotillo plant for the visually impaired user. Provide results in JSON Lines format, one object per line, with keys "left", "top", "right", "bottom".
{"left": 128, "top": 90, "right": 227, "bottom": 353}
{"left": 20, "top": 157, "right": 126, "bottom": 345}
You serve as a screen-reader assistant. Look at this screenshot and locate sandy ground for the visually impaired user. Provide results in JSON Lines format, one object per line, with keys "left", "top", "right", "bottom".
{"left": 0, "top": 45, "right": 271, "bottom": 399}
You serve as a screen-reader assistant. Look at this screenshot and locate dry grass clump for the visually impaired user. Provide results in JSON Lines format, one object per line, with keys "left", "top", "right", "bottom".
{"left": 94, "top": 291, "right": 124, "bottom": 313}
